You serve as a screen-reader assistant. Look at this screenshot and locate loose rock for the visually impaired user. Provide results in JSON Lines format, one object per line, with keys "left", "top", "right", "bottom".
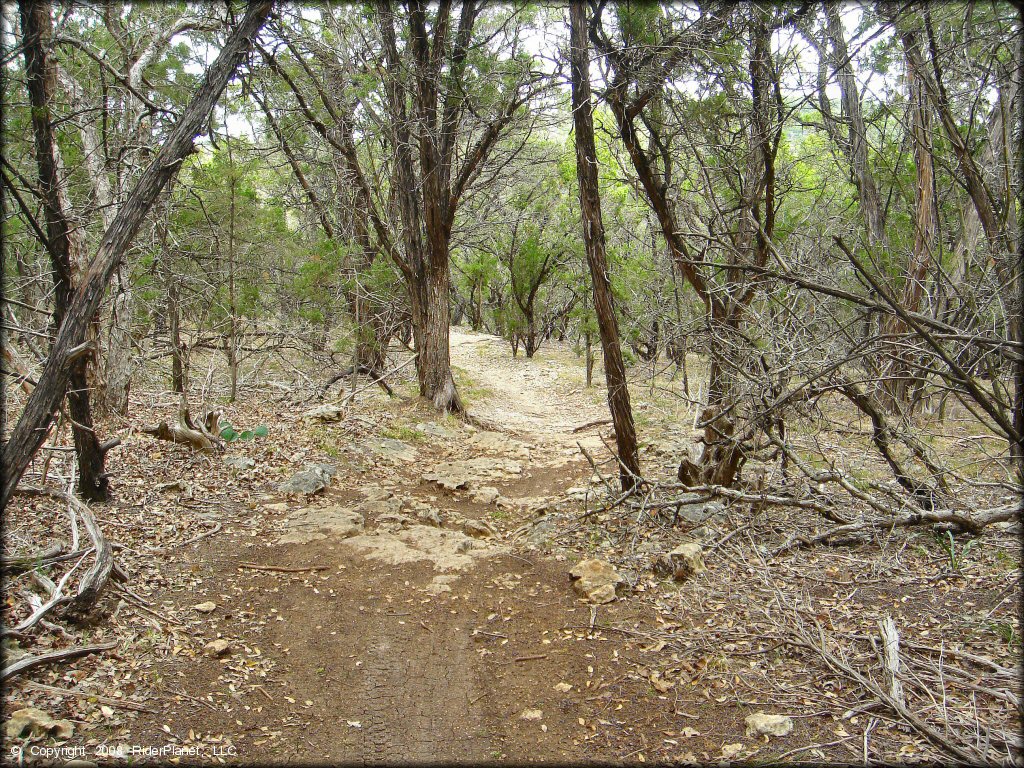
{"left": 302, "top": 404, "right": 344, "bottom": 423}
{"left": 204, "top": 639, "right": 232, "bottom": 658}
{"left": 278, "top": 464, "right": 335, "bottom": 495}
{"left": 193, "top": 601, "right": 217, "bottom": 613}
{"left": 744, "top": 712, "right": 793, "bottom": 738}
{"left": 569, "top": 558, "right": 626, "bottom": 604}
{"left": 5, "top": 707, "right": 74, "bottom": 740}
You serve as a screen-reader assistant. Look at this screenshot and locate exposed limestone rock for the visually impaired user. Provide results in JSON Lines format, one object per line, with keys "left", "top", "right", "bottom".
{"left": 744, "top": 712, "right": 793, "bottom": 738}
{"left": 5, "top": 707, "right": 74, "bottom": 740}
{"left": 569, "top": 558, "right": 626, "bottom": 604}
{"left": 355, "top": 494, "right": 404, "bottom": 518}
{"left": 467, "top": 431, "right": 530, "bottom": 458}
{"left": 422, "top": 457, "right": 522, "bottom": 490}
{"left": 302, "top": 404, "right": 344, "bottom": 423}
{"left": 367, "top": 438, "right": 417, "bottom": 463}
{"left": 278, "top": 464, "right": 336, "bottom": 495}
{"left": 341, "top": 524, "right": 500, "bottom": 571}
{"left": 276, "top": 505, "right": 364, "bottom": 545}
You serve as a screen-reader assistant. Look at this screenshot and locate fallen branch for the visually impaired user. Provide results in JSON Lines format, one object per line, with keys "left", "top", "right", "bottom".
{"left": 771, "top": 504, "right": 1020, "bottom": 556}
{"left": 794, "top": 625, "right": 983, "bottom": 763}
{"left": 0, "top": 641, "right": 118, "bottom": 682}
{"left": 237, "top": 562, "right": 330, "bottom": 574}
{"left": 25, "top": 680, "right": 155, "bottom": 713}
{"left": 876, "top": 616, "right": 905, "bottom": 708}
{"left": 18, "top": 487, "right": 113, "bottom": 615}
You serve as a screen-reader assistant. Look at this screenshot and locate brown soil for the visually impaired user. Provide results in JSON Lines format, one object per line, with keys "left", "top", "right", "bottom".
{"left": 3, "top": 330, "right": 1020, "bottom": 766}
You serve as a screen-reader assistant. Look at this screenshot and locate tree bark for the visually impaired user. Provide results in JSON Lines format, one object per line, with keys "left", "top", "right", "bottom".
{"left": 879, "top": 31, "right": 937, "bottom": 411}
{"left": 570, "top": 0, "right": 641, "bottom": 493}
{"left": 824, "top": 1, "right": 887, "bottom": 247}
{"left": 1, "top": 1, "right": 273, "bottom": 510}
{"left": 19, "top": 0, "right": 109, "bottom": 501}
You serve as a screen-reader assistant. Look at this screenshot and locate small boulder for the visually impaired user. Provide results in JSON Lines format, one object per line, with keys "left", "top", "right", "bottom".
{"left": 471, "top": 486, "right": 500, "bottom": 505}
{"left": 519, "top": 708, "right": 543, "bottom": 721}
{"left": 569, "top": 559, "right": 626, "bottom": 604}
{"left": 278, "top": 464, "right": 335, "bottom": 495}
{"left": 463, "top": 519, "right": 498, "bottom": 539}
{"left": 302, "top": 404, "right": 344, "bottom": 423}
{"left": 666, "top": 542, "right": 706, "bottom": 581}
{"left": 193, "top": 601, "right": 217, "bottom": 613}
{"left": 4, "top": 707, "right": 74, "bottom": 740}
{"left": 744, "top": 712, "right": 793, "bottom": 738}
{"left": 224, "top": 455, "right": 256, "bottom": 471}
{"left": 204, "top": 639, "right": 232, "bottom": 658}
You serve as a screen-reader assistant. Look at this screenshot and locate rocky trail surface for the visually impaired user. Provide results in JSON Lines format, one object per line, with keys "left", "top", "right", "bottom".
{"left": 112, "top": 332, "right": 672, "bottom": 763}
{"left": 8, "top": 330, "right": 1011, "bottom": 766}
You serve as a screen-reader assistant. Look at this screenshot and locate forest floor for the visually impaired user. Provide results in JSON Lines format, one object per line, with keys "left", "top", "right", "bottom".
{"left": 2, "top": 329, "right": 1021, "bottom": 765}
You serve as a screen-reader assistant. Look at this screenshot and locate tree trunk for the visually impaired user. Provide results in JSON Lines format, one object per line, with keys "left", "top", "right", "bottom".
{"left": 570, "top": 0, "right": 641, "bottom": 493}
{"left": 880, "top": 33, "right": 937, "bottom": 412}
{"left": 19, "top": 0, "right": 109, "bottom": 501}
{"left": 409, "top": 264, "right": 463, "bottom": 413}
{"left": 525, "top": 303, "right": 538, "bottom": 358}
{"left": 168, "top": 279, "right": 186, "bottom": 394}
{"left": 824, "top": 1, "right": 887, "bottom": 247}
{"left": 98, "top": 278, "right": 134, "bottom": 415}
{"left": 226, "top": 138, "right": 239, "bottom": 402}
{"left": 1, "top": 1, "right": 273, "bottom": 510}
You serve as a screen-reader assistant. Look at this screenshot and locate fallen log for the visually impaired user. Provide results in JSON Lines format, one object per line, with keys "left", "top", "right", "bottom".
{"left": 771, "top": 504, "right": 1021, "bottom": 557}
{"left": 142, "top": 396, "right": 224, "bottom": 454}
{"left": 16, "top": 487, "right": 114, "bottom": 617}
{"left": 0, "top": 641, "right": 118, "bottom": 682}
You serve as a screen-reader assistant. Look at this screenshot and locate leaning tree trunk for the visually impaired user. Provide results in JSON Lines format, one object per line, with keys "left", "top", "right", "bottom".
{"left": 570, "top": 0, "right": 641, "bottom": 492}
{"left": 19, "top": 0, "right": 111, "bottom": 501}
{"left": 0, "top": 1, "right": 274, "bottom": 510}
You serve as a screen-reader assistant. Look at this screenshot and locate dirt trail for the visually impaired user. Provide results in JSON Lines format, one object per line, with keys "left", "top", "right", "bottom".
{"left": 449, "top": 329, "right": 609, "bottom": 454}
{"left": 125, "top": 331, "right": 653, "bottom": 763}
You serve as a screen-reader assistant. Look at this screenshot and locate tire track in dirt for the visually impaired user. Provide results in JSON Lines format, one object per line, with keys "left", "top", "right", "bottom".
{"left": 129, "top": 329, "right": 635, "bottom": 763}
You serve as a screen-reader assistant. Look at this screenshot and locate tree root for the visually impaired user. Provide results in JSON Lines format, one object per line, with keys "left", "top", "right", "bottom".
{"left": 11, "top": 487, "right": 116, "bottom": 627}
{"left": 142, "top": 395, "right": 224, "bottom": 454}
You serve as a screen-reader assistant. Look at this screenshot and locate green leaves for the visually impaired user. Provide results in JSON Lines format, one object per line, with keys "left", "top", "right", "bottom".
{"left": 219, "top": 421, "right": 269, "bottom": 443}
